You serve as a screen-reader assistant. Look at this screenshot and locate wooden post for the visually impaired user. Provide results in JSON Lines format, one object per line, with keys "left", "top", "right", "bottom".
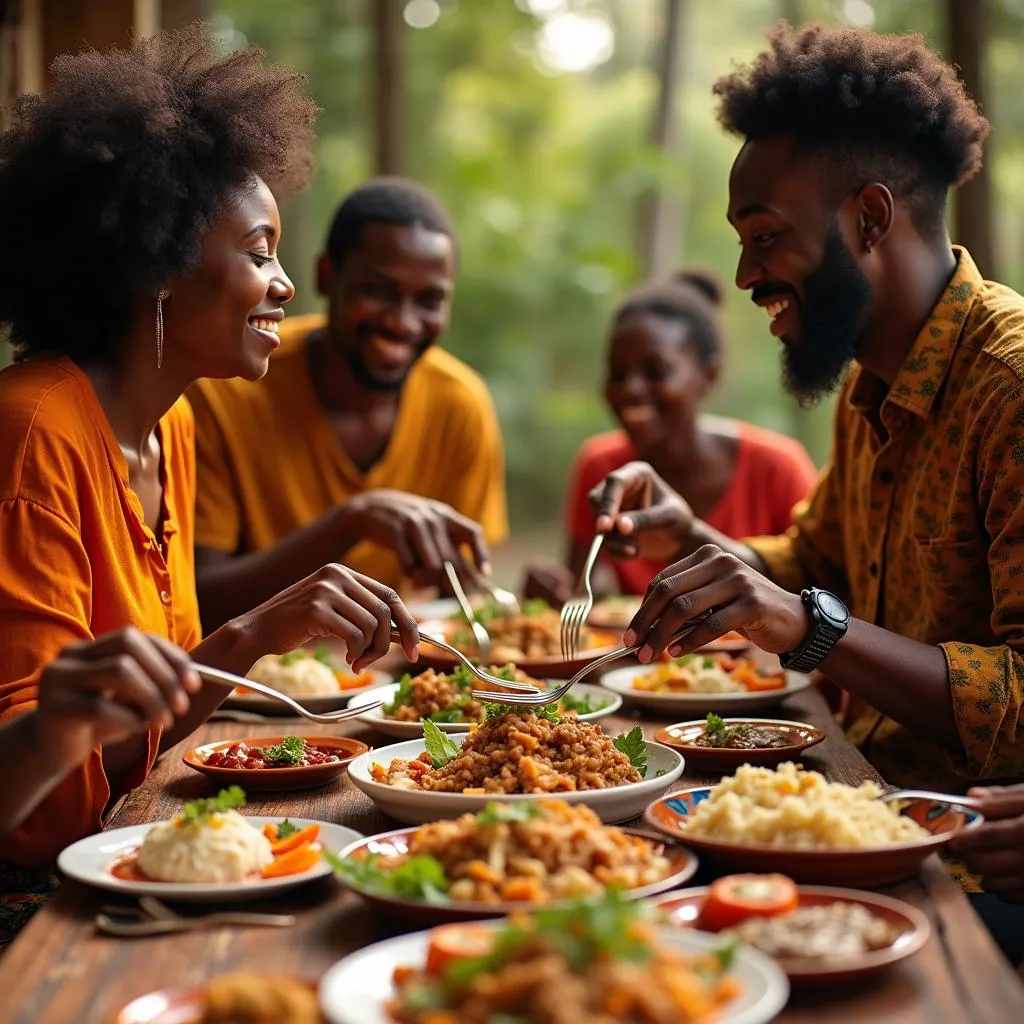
{"left": 372, "top": 0, "right": 405, "bottom": 175}
{"left": 948, "top": 0, "right": 995, "bottom": 276}
{"left": 638, "top": 0, "right": 688, "bottom": 278}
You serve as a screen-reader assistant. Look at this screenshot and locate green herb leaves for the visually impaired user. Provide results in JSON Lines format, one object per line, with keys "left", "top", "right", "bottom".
{"left": 261, "top": 735, "right": 307, "bottom": 766}
{"left": 613, "top": 725, "right": 648, "bottom": 774}
{"left": 326, "top": 850, "right": 450, "bottom": 903}
{"left": 274, "top": 818, "right": 300, "bottom": 840}
{"left": 181, "top": 786, "right": 246, "bottom": 823}
{"left": 485, "top": 702, "right": 560, "bottom": 722}
{"left": 475, "top": 802, "right": 545, "bottom": 826}
{"left": 423, "top": 719, "right": 461, "bottom": 768}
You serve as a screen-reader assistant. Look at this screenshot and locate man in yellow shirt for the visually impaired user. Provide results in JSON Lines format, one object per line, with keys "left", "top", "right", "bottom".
{"left": 189, "top": 179, "right": 508, "bottom": 628}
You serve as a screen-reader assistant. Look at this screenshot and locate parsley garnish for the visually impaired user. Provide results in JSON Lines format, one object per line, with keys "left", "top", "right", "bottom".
{"left": 261, "top": 735, "right": 307, "bottom": 766}
{"left": 475, "top": 802, "right": 545, "bottom": 826}
{"left": 485, "top": 702, "right": 560, "bottom": 722}
{"left": 613, "top": 725, "right": 648, "bottom": 774}
{"left": 704, "top": 712, "right": 727, "bottom": 736}
{"left": 326, "top": 850, "right": 450, "bottom": 903}
{"left": 559, "top": 692, "right": 608, "bottom": 715}
{"left": 279, "top": 649, "right": 307, "bottom": 666}
{"left": 181, "top": 786, "right": 246, "bottom": 823}
{"left": 422, "top": 719, "right": 461, "bottom": 768}
{"left": 428, "top": 708, "right": 465, "bottom": 723}
{"left": 275, "top": 818, "right": 300, "bottom": 840}
{"left": 384, "top": 674, "right": 414, "bottom": 714}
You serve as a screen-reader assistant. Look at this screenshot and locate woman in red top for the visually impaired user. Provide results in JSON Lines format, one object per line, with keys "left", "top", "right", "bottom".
{"left": 527, "top": 270, "right": 817, "bottom": 600}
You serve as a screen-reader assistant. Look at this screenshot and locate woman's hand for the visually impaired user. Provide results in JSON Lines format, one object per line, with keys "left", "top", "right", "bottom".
{"left": 587, "top": 462, "right": 694, "bottom": 561}
{"left": 624, "top": 544, "right": 809, "bottom": 662}
{"left": 951, "top": 784, "right": 1024, "bottom": 901}
{"left": 235, "top": 563, "right": 420, "bottom": 671}
{"left": 340, "top": 490, "right": 490, "bottom": 588}
{"left": 35, "top": 629, "right": 200, "bottom": 769}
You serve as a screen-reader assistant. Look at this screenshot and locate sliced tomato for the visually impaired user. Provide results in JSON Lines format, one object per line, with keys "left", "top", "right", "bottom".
{"left": 425, "top": 923, "right": 495, "bottom": 976}
{"left": 699, "top": 874, "right": 798, "bottom": 931}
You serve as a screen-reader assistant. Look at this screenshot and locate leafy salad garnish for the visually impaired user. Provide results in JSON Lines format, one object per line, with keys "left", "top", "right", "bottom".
{"left": 326, "top": 850, "right": 450, "bottom": 903}
{"left": 475, "top": 802, "right": 546, "bottom": 826}
{"left": 261, "top": 735, "right": 307, "bottom": 766}
{"left": 559, "top": 691, "right": 609, "bottom": 715}
{"left": 613, "top": 725, "right": 648, "bottom": 774}
{"left": 422, "top": 719, "right": 461, "bottom": 768}
{"left": 181, "top": 786, "right": 246, "bottom": 823}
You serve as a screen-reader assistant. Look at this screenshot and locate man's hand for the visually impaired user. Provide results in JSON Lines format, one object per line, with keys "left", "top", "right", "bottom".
{"left": 587, "top": 462, "right": 694, "bottom": 561}
{"left": 951, "top": 784, "right": 1024, "bottom": 901}
{"left": 341, "top": 490, "right": 490, "bottom": 587}
{"left": 624, "top": 544, "right": 810, "bottom": 662}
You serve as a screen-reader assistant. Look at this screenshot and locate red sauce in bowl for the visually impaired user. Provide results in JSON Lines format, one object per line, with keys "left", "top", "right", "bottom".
{"left": 203, "top": 741, "right": 342, "bottom": 770}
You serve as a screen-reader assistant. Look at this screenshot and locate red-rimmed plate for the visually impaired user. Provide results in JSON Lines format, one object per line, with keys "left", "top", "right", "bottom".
{"left": 654, "top": 718, "right": 826, "bottom": 768}
{"left": 183, "top": 736, "right": 369, "bottom": 792}
{"left": 417, "top": 619, "right": 620, "bottom": 679}
{"left": 644, "top": 788, "right": 984, "bottom": 886}
{"left": 330, "top": 825, "right": 698, "bottom": 924}
{"left": 651, "top": 884, "right": 931, "bottom": 984}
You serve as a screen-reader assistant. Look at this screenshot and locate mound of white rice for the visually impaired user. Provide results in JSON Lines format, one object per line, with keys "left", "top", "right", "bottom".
{"left": 246, "top": 652, "right": 339, "bottom": 696}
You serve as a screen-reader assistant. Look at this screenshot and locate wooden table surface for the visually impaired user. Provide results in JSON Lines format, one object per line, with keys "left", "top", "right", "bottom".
{"left": 3, "top": 684, "right": 1022, "bottom": 1023}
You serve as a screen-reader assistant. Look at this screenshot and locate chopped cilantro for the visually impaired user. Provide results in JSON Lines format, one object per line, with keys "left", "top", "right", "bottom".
{"left": 704, "top": 712, "right": 727, "bottom": 736}
{"left": 182, "top": 786, "right": 246, "bottom": 823}
{"left": 260, "top": 735, "right": 307, "bottom": 766}
{"left": 485, "top": 702, "right": 560, "bottom": 722}
{"left": 274, "top": 818, "right": 300, "bottom": 840}
{"left": 423, "top": 719, "right": 461, "bottom": 768}
{"left": 325, "top": 850, "right": 450, "bottom": 903}
{"left": 475, "top": 802, "right": 545, "bottom": 826}
{"left": 450, "top": 665, "right": 476, "bottom": 691}
{"left": 613, "top": 726, "right": 648, "bottom": 774}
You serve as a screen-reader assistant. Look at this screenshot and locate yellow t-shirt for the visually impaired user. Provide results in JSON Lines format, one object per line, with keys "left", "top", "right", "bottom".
{"left": 188, "top": 314, "right": 508, "bottom": 589}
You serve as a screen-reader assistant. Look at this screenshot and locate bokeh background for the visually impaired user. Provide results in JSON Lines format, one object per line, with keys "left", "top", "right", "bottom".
{"left": 3, "top": 0, "right": 1021, "bottom": 573}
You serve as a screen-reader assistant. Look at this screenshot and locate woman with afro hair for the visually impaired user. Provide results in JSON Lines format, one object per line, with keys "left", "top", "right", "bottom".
{"left": 0, "top": 24, "right": 421, "bottom": 939}
{"left": 525, "top": 268, "right": 817, "bottom": 604}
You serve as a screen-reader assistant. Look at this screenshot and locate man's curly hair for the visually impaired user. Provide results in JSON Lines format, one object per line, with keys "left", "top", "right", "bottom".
{"left": 713, "top": 23, "right": 990, "bottom": 238}
{"left": 0, "top": 22, "right": 318, "bottom": 363}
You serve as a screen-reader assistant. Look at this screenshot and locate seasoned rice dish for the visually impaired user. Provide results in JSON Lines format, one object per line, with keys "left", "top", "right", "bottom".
{"left": 683, "top": 762, "right": 929, "bottom": 849}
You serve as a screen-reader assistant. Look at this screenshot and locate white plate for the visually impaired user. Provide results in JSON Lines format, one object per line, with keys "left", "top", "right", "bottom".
{"left": 319, "top": 923, "right": 789, "bottom": 1024}
{"left": 57, "top": 816, "right": 361, "bottom": 902}
{"left": 348, "top": 735, "right": 684, "bottom": 825}
{"left": 406, "top": 597, "right": 460, "bottom": 622}
{"left": 600, "top": 664, "right": 812, "bottom": 715}
{"left": 221, "top": 669, "right": 392, "bottom": 715}
{"left": 346, "top": 681, "right": 622, "bottom": 738}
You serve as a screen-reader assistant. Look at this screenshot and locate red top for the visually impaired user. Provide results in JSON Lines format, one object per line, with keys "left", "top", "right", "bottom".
{"left": 566, "top": 423, "right": 819, "bottom": 595}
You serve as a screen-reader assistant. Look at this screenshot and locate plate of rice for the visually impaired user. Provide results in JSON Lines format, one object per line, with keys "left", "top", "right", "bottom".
{"left": 222, "top": 647, "right": 391, "bottom": 714}
{"left": 347, "top": 710, "right": 684, "bottom": 825}
{"left": 346, "top": 665, "right": 620, "bottom": 738}
{"left": 644, "top": 762, "right": 984, "bottom": 886}
{"left": 327, "top": 799, "right": 697, "bottom": 922}
{"left": 601, "top": 657, "right": 810, "bottom": 715}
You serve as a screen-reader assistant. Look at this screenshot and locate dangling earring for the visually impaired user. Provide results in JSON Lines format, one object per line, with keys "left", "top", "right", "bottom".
{"left": 156, "top": 288, "right": 169, "bottom": 369}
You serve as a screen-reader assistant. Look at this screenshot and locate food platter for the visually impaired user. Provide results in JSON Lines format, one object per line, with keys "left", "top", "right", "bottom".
{"left": 654, "top": 717, "right": 826, "bottom": 768}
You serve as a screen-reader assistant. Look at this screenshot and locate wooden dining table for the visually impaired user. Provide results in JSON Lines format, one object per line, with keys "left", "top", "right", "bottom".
{"left": 2, "top": 677, "right": 1022, "bottom": 1024}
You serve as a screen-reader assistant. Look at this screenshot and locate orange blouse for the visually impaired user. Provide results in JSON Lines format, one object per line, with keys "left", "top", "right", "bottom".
{"left": 0, "top": 357, "right": 201, "bottom": 866}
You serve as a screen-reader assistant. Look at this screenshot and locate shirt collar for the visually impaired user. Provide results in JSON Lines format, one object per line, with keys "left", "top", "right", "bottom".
{"left": 848, "top": 245, "right": 982, "bottom": 420}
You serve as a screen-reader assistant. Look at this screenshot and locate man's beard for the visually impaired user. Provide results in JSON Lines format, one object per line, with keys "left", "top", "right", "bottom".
{"left": 781, "top": 224, "right": 872, "bottom": 407}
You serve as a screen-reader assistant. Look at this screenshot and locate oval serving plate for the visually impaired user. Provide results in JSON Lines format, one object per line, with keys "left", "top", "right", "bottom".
{"left": 347, "top": 681, "right": 621, "bottom": 738}
{"left": 58, "top": 817, "right": 361, "bottom": 903}
{"left": 601, "top": 664, "right": 811, "bottom": 715}
{"left": 183, "top": 736, "right": 369, "bottom": 792}
{"left": 644, "top": 788, "right": 983, "bottom": 887}
{"left": 319, "top": 924, "right": 789, "bottom": 1024}
{"left": 348, "top": 736, "right": 685, "bottom": 826}
{"left": 654, "top": 718, "right": 825, "bottom": 769}
{"left": 331, "top": 825, "right": 697, "bottom": 924}
{"left": 221, "top": 669, "right": 392, "bottom": 715}
{"left": 652, "top": 884, "right": 931, "bottom": 984}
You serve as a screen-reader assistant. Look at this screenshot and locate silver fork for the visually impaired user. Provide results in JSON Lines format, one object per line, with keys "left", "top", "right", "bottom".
{"left": 465, "top": 562, "right": 521, "bottom": 618}
{"left": 473, "top": 614, "right": 713, "bottom": 707}
{"left": 392, "top": 629, "right": 539, "bottom": 692}
{"left": 880, "top": 789, "right": 984, "bottom": 812}
{"left": 197, "top": 665, "right": 385, "bottom": 723}
{"left": 444, "top": 560, "right": 492, "bottom": 662}
{"left": 560, "top": 534, "right": 604, "bottom": 660}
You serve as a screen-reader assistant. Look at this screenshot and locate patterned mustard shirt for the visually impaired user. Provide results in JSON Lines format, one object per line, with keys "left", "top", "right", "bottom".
{"left": 749, "top": 247, "right": 1024, "bottom": 808}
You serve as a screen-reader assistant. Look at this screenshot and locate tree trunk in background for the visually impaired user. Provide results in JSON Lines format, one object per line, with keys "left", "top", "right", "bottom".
{"left": 637, "top": 0, "right": 688, "bottom": 278}
{"left": 372, "top": 0, "right": 405, "bottom": 175}
{"left": 948, "top": 0, "right": 995, "bottom": 276}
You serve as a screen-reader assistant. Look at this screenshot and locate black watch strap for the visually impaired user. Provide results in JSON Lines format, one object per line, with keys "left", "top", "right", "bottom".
{"left": 779, "top": 588, "right": 849, "bottom": 673}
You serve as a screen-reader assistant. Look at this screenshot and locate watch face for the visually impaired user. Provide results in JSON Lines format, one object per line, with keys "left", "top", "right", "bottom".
{"left": 817, "top": 591, "right": 849, "bottom": 625}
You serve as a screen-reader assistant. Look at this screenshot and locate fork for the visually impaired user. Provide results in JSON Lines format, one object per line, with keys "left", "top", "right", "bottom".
{"left": 473, "top": 614, "right": 714, "bottom": 708}
{"left": 444, "top": 560, "right": 492, "bottom": 662}
{"left": 464, "top": 561, "right": 521, "bottom": 618}
{"left": 197, "top": 665, "right": 385, "bottom": 723}
{"left": 880, "top": 789, "right": 985, "bottom": 812}
{"left": 390, "top": 629, "right": 539, "bottom": 693}
{"left": 560, "top": 534, "right": 604, "bottom": 660}
{"left": 95, "top": 903, "right": 296, "bottom": 936}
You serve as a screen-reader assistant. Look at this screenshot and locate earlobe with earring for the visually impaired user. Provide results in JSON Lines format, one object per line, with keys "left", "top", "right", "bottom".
{"left": 156, "top": 288, "right": 169, "bottom": 369}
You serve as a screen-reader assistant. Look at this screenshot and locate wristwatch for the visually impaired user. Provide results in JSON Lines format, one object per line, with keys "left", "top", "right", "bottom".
{"left": 779, "top": 588, "right": 849, "bottom": 673}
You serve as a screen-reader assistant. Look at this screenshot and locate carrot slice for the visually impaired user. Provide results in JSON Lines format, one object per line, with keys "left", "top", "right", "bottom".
{"left": 261, "top": 841, "right": 321, "bottom": 878}
{"left": 424, "top": 924, "right": 494, "bottom": 976}
{"left": 699, "top": 874, "right": 798, "bottom": 931}
{"left": 270, "top": 823, "right": 320, "bottom": 856}
{"left": 262, "top": 823, "right": 278, "bottom": 842}
{"left": 335, "top": 670, "right": 373, "bottom": 690}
